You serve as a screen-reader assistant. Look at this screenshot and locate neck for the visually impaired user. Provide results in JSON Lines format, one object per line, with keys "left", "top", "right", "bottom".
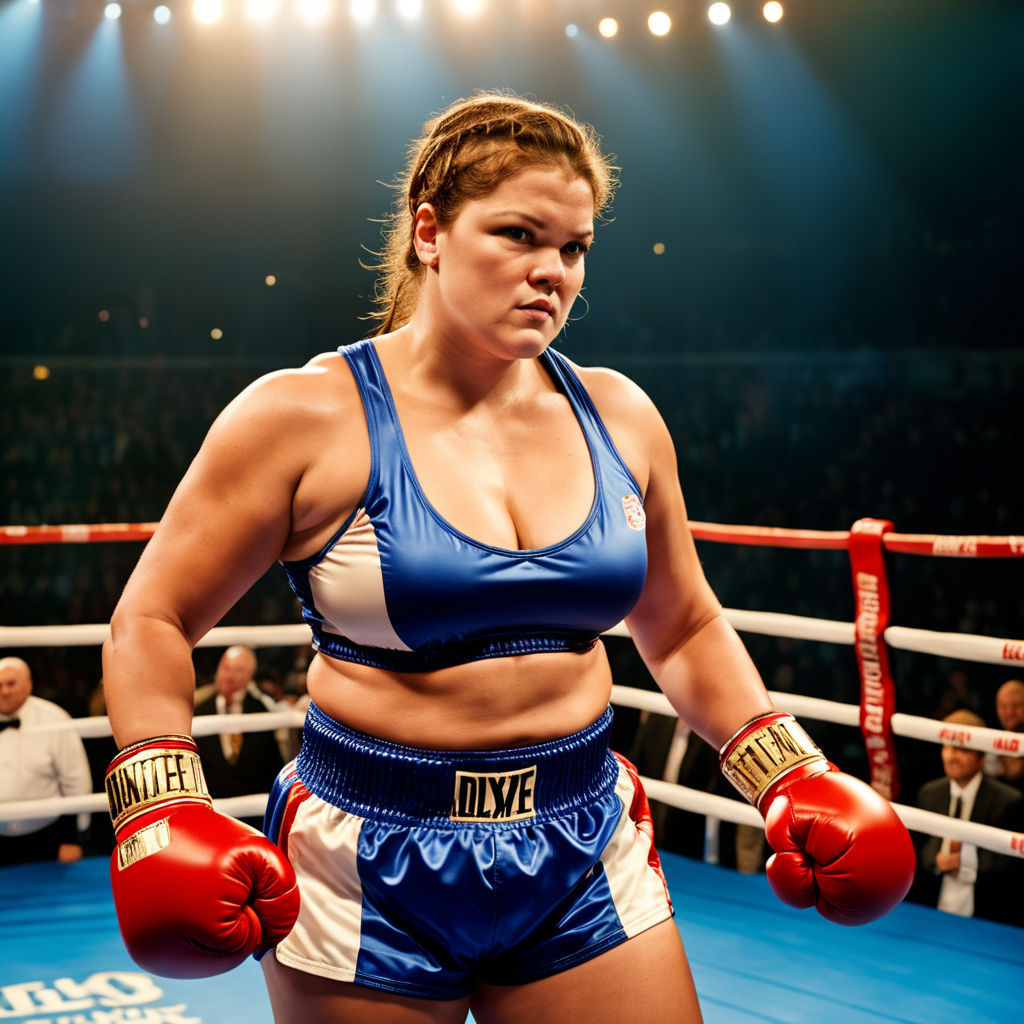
{"left": 380, "top": 324, "right": 548, "bottom": 410}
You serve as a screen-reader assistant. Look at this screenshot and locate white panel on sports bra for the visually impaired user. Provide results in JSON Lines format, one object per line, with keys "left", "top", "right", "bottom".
{"left": 307, "top": 509, "right": 413, "bottom": 652}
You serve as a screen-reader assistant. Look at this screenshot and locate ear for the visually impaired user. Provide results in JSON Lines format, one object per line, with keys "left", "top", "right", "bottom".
{"left": 412, "top": 203, "right": 441, "bottom": 268}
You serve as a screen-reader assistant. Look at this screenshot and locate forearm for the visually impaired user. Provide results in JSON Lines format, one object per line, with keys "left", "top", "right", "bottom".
{"left": 102, "top": 613, "right": 198, "bottom": 747}
{"left": 638, "top": 612, "right": 773, "bottom": 749}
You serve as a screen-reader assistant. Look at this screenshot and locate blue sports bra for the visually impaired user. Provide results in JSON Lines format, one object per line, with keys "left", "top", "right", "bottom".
{"left": 282, "top": 339, "right": 648, "bottom": 672}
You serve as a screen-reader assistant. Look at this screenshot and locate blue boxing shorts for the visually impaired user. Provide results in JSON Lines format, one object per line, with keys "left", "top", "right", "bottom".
{"left": 263, "top": 702, "right": 674, "bottom": 1000}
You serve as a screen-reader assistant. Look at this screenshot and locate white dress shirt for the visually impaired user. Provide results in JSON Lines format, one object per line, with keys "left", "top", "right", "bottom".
{"left": 937, "top": 770, "right": 982, "bottom": 918}
{"left": 0, "top": 695, "right": 93, "bottom": 837}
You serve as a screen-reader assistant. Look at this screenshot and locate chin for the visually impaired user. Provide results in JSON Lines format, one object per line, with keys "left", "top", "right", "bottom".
{"left": 509, "top": 341, "right": 554, "bottom": 362}
{"left": 507, "top": 327, "right": 558, "bottom": 358}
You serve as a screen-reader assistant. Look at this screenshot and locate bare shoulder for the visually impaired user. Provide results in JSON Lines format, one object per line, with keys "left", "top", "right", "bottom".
{"left": 568, "top": 360, "right": 675, "bottom": 490}
{"left": 571, "top": 362, "right": 661, "bottom": 424}
{"left": 144, "top": 348, "right": 369, "bottom": 579}
{"left": 231, "top": 350, "right": 356, "bottom": 412}
{"left": 209, "top": 350, "right": 360, "bottom": 443}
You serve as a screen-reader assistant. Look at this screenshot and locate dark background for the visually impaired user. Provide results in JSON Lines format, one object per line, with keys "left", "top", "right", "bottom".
{"left": 1, "top": 0, "right": 1021, "bottom": 799}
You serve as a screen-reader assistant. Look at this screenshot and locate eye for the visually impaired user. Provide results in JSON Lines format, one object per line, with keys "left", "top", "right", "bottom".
{"left": 562, "top": 240, "right": 590, "bottom": 259}
{"left": 502, "top": 226, "right": 532, "bottom": 243}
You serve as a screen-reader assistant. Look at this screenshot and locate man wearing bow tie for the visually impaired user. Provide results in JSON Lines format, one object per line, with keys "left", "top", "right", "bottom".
{"left": 0, "top": 656, "right": 93, "bottom": 865}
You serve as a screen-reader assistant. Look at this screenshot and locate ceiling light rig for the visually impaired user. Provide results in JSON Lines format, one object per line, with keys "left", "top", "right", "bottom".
{"left": 51, "top": 2, "right": 790, "bottom": 34}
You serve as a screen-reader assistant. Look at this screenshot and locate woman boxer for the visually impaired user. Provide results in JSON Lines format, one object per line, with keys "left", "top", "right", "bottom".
{"left": 101, "top": 93, "right": 914, "bottom": 1024}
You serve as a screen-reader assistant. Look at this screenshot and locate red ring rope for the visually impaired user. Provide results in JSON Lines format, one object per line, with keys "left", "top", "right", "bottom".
{"left": 0, "top": 523, "right": 159, "bottom": 545}
{"left": 689, "top": 521, "right": 1024, "bottom": 558}
{"left": 3, "top": 519, "right": 1023, "bottom": 558}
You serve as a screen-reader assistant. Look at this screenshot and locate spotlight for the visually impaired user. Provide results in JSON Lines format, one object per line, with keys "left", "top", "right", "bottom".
{"left": 763, "top": 2, "right": 783, "bottom": 23}
{"left": 193, "top": 0, "right": 223, "bottom": 24}
{"left": 246, "top": 0, "right": 281, "bottom": 22}
{"left": 453, "top": 0, "right": 485, "bottom": 16}
{"left": 648, "top": 11, "right": 671, "bottom": 37}
{"left": 708, "top": 2, "right": 731, "bottom": 26}
{"left": 104, "top": 2, "right": 121, "bottom": 19}
{"left": 153, "top": 4, "right": 172, "bottom": 23}
{"left": 598, "top": 17, "right": 618, "bottom": 39}
{"left": 565, "top": 23, "right": 578, "bottom": 39}
{"left": 350, "top": 0, "right": 375, "bottom": 24}
{"left": 297, "top": 0, "right": 331, "bottom": 25}
{"left": 395, "top": 0, "right": 422, "bottom": 21}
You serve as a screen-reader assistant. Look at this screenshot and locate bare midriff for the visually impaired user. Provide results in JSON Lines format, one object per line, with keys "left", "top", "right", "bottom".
{"left": 305, "top": 641, "right": 614, "bottom": 751}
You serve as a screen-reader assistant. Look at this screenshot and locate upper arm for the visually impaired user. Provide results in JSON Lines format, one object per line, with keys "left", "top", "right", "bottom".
{"left": 579, "top": 364, "right": 771, "bottom": 741}
{"left": 576, "top": 364, "right": 722, "bottom": 666}
{"left": 621, "top": 395, "right": 723, "bottom": 670}
{"left": 111, "top": 366, "right": 335, "bottom": 646}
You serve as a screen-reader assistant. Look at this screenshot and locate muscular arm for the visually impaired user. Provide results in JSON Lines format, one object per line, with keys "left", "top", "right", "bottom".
{"left": 583, "top": 367, "right": 772, "bottom": 747}
{"left": 102, "top": 362, "right": 358, "bottom": 748}
{"left": 587, "top": 367, "right": 916, "bottom": 927}
{"left": 629, "top": 414, "right": 773, "bottom": 747}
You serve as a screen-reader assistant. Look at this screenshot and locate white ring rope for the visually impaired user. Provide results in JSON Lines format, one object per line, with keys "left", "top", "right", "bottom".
{"left": 2, "top": 611, "right": 1021, "bottom": 858}
{"left": 5, "top": 610, "right": 1021, "bottom": 666}
{"left": 0, "top": 623, "right": 314, "bottom": 648}
{"left": 609, "top": 686, "right": 1024, "bottom": 759}
{"left": 4, "top": 615, "right": 1021, "bottom": 759}
{"left": 2, "top": 752, "right": 1018, "bottom": 860}
{"left": 2, "top": 693, "right": 1022, "bottom": 859}
{"left": 11, "top": 658, "right": 1021, "bottom": 759}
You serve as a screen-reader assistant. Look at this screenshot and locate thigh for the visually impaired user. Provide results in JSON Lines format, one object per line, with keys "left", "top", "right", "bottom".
{"left": 262, "top": 953, "right": 472, "bottom": 1024}
{"left": 470, "top": 920, "right": 702, "bottom": 1024}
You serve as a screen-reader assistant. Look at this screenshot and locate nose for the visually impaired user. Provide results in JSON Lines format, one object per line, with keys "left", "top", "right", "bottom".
{"left": 528, "top": 247, "right": 567, "bottom": 289}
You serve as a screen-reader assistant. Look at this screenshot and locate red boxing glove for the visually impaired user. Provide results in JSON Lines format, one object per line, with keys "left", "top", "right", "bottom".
{"left": 106, "top": 735, "right": 299, "bottom": 978}
{"left": 720, "top": 712, "right": 914, "bottom": 926}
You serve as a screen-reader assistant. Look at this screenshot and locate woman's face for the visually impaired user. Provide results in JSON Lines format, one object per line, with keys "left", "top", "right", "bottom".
{"left": 423, "top": 164, "right": 595, "bottom": 361}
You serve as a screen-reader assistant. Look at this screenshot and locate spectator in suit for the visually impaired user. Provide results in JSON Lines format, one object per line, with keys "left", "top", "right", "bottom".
{"left": 911, "top": 709, "right": 1024, "bottom": 926}
{"left": 991, "top": 679, "right": 1024, "bottom": 793}
{"left": 0, "top": 657, "right": 93, "bottom": 865}
{"left": 194, "top": 646, "right": 285, "bottom": 825}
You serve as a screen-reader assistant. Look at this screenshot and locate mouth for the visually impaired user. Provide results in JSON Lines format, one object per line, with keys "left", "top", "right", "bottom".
{"left": 518, "top": 300, "right": 556, "bottom": 319}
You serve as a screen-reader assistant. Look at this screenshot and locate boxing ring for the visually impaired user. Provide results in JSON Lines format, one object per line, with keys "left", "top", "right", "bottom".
{"left": 1, "top": 517, "right": 1023, "bottom": 1022}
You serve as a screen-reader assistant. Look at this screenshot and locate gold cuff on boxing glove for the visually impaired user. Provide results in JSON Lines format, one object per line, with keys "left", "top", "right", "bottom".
{"left": 719, "top": 712, "right": 826, "bottom": 808}
{"left": 105, "top": 734, "right": 212, "bottom": 834}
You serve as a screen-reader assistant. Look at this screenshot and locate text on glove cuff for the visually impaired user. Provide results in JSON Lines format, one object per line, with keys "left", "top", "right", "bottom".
{"left": 106, "top": 739, "right": 212, "bottom": 832}
{"left": 720, "top": 712, "right": 825, "bottom": 807}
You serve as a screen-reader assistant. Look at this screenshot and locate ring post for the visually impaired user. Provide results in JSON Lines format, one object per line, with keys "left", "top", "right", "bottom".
{"left": 848, "top": 517, "right": 900, "bottom": 800}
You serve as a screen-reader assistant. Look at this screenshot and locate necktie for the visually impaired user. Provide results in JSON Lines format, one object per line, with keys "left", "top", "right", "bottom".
{"left": 949, "top": 795, "right": 963, "bottom": 855}
{"left": 225, "top": 704, "right": 243, "bottom": 763}
{"left": 0, "top": 719, "right": 19, "bottom": 731}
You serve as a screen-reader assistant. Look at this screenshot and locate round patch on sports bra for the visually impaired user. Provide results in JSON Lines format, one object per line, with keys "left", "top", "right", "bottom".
{"left": 622, "top": 495, "right": 646, "bottom": 531}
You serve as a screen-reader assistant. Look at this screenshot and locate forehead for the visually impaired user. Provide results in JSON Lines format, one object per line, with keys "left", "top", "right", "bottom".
{"left": 0, "top": 665, "right": 28, "bottom": 686}
{"left": 467, "top": 165, "right": 595, "bottom": 231}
